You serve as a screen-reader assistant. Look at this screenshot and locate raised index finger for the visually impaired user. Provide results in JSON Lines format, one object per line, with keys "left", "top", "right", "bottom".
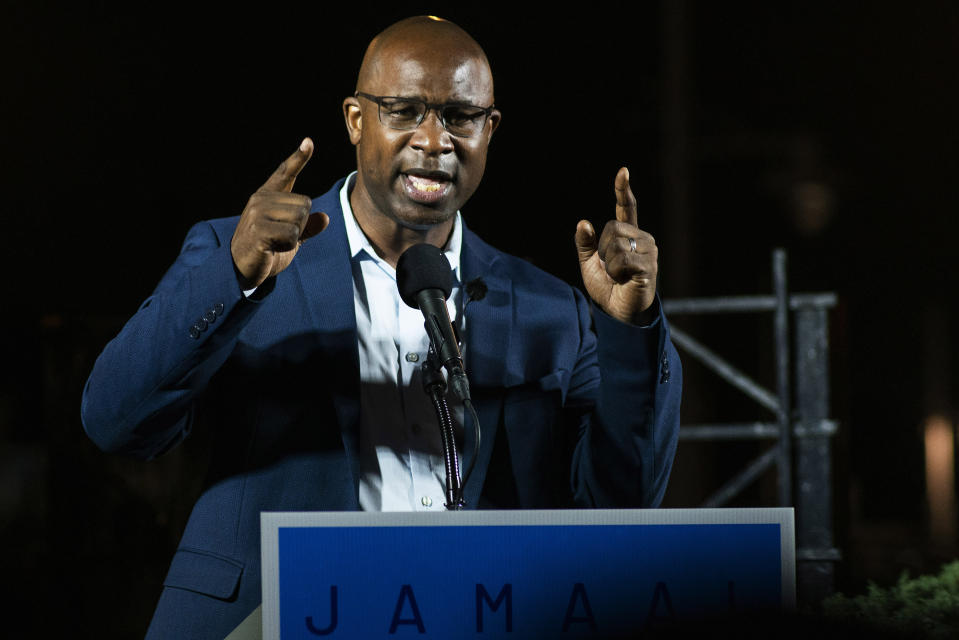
{"left": 614, "top": 166, "right": 638, "bottom": 227}
{"left": 260, "top": 138, "right": 313, "bottom": 192}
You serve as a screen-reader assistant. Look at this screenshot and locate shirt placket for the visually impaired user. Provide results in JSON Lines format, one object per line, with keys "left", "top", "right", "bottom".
{"left": 398, "top": 301, "right": 446, "bottom": 510}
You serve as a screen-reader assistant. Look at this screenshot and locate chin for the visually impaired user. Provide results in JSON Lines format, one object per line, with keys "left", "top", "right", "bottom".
{"left": 390, "top": 204, "right": 458, "bottom": 231}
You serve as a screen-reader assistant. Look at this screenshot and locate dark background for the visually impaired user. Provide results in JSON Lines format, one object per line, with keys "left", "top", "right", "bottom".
{"left": 3, "top": 1, "right": 959, "bottom": 636}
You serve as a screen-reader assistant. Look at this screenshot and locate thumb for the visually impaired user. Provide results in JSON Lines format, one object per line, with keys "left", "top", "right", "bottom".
{"left": 575, "top": 220, "right": 598, "bottom": 264}
{"left": 300, "top": 211, "right": 330, "bottom": 242}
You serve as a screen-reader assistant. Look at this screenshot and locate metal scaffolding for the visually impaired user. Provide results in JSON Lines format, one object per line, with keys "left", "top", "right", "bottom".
{"left": 663, "top": 248, "right": 840, "bottom": 608}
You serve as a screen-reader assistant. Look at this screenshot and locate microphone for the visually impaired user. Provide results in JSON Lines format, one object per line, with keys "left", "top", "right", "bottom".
{"left": 396, "top": 243, "right": 471, "bottom": 402}
{"left": 465, "top": 277, "right": 488, "bottom": 302}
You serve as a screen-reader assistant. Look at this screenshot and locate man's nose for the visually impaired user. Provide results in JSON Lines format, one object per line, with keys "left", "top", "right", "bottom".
{"left": 409, "top": 109, "right": 454, "bottom": 155}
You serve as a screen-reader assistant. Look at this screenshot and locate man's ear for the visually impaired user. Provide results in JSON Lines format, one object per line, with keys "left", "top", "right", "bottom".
{"left": 343, "top": 97, "right": 362, "bottom": 145}
{"left": 486, "top": 108, "right": 501, "bottom": 142}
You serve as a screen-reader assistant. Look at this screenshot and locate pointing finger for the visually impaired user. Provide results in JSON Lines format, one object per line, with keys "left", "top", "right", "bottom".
{"left": 614, "top": 167, "right": 638, "bottom": 227}
{"left": 260, "top": 138, "right": 314, "bottom": 193}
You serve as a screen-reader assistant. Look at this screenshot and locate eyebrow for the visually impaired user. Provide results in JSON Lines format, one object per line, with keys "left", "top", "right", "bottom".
{"left": 377, "top": 95, "right": 491, "bottom": 108}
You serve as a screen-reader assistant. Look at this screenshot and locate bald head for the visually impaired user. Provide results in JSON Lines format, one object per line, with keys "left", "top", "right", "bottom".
{"left": 343, "top": 16, "right": 500, "bottom": 252}
{"left": 356, "top": 16, "right": 493, "bottom": 100}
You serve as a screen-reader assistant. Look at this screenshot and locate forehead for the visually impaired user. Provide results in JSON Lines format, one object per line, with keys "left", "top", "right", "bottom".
{"left": 366, "top": 48, "right": 493, "bottom": 104}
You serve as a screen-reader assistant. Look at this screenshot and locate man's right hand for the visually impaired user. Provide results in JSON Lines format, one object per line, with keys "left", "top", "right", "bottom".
{"left": 231, "top": 138, "right": 330, "bottom": 289}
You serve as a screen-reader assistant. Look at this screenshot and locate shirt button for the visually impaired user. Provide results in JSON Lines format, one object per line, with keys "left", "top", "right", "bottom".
{"left": 421, "top": 496, "right": 433, "bottom": 508}
{"left": 405, "top": 352, "right": 419, "bottom": 363}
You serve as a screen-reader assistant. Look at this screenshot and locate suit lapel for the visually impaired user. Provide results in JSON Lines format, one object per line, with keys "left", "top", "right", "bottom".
{"left": 460, "top": 228, "right": 513, "bottom": 508}
{"left": 293, "top": 180, "right": 362, "bottom": 503}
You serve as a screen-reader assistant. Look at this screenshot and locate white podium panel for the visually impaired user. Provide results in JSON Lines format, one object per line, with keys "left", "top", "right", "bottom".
{"left": 262, "top": 508, "right": 794, "bottom": 638}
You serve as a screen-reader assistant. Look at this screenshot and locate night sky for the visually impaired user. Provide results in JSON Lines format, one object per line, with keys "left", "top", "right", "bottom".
{"left": 3, "top": 1, "right": 959, "bottom": 635}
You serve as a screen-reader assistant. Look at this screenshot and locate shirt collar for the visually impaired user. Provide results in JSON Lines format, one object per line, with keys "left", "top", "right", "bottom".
{"left": 339, "top": 172, "right": 462, "bottom": 281}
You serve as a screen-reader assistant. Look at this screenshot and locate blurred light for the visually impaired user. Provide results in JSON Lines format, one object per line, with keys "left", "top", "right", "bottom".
{"left": 924, "top": 414, "right": 956, "bottom": 545}
{"left": 790, "top": 180, "right": 835, "bottom": 237}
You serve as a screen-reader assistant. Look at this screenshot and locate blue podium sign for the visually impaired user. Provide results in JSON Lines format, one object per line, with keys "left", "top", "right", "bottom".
{"left": 262, "top": 509, "right": 794, "bottom": 638}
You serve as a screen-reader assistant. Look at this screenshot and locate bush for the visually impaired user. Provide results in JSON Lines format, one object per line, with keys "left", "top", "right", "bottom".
{"left": 822, "top": 560, "right": 959, "bottom": 639}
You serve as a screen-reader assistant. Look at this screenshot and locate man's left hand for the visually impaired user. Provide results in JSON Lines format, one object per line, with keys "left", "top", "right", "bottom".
{"left": 575, "top": 167, "right": 659, "bottom": 325}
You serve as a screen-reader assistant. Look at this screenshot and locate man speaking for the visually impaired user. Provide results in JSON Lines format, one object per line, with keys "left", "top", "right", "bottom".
{"left": 81, "top": 15, "right": 682, "bottom": 639}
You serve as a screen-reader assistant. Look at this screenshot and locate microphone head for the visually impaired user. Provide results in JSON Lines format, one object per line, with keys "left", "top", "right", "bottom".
{"left": 465, "top": 277, "right": 488, "bottom": 302}
{"left": 396, "top": 243, "right": 454, "bottom": 309}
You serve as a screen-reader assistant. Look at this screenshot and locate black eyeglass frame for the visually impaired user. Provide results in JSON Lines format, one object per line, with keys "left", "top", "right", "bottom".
{"left": 354, "top": 92, "right": 496, "bottom": 138}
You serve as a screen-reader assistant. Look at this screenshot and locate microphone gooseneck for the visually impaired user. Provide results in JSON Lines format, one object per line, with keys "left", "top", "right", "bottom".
{"left": 397, "top": 243, "right": 480, "bottom": 508}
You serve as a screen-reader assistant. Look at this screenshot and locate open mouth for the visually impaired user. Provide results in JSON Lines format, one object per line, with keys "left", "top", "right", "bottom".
{"left": 402, "top": 171, "right": 453, "bottom": 204}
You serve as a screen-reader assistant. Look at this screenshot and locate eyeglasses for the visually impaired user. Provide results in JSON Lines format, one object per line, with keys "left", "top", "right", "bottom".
{"left": 355, "top": 92, "right": 495, "bottom": 138}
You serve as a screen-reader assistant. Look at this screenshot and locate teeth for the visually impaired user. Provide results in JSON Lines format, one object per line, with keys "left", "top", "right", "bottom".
{"left": 408, "top": 175, "right": 445, "bottom": 192}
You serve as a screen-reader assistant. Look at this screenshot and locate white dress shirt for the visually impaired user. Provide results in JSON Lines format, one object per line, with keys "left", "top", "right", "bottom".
{"left": 338, "top": 174, "right": 465, "bottom": 511}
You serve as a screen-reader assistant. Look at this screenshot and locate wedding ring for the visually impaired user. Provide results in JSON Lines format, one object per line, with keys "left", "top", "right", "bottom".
{"left": 629, "top": 237, "right": 637, "bottom": 253}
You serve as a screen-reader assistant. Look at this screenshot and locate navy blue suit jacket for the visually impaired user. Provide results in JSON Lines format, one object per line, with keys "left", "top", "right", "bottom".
{"left": 81, "top": 178, "right": 682, "bottom": 638}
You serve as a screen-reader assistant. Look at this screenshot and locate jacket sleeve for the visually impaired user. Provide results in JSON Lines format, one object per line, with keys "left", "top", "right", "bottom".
{"left": 80, "top": 219, "right": 264, "bottom": 459}
{"left": 569, "top": 290, "right": 682, "bottom": 508}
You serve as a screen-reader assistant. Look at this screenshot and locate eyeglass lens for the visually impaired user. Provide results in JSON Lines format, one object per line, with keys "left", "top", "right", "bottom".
{"left": 379, "top": 99, "right": 488, "bottom": 137}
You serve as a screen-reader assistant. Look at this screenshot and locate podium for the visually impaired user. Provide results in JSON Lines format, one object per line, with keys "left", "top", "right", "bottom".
{"left": 261, "top": 508, "right": 794, "bottom": 638}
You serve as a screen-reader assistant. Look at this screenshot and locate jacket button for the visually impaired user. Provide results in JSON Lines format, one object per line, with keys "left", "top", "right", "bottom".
{"left": 193, "top": 318, "right": 208, "bottom": 332}
{"left": 213, "top": 302, "right": 225, "bottom": 316}
{"left": 203, "top": 309, "right": 216, "bottom": 323}
{"left": 189, "top": 326, "right": 201, "bottom": 339}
